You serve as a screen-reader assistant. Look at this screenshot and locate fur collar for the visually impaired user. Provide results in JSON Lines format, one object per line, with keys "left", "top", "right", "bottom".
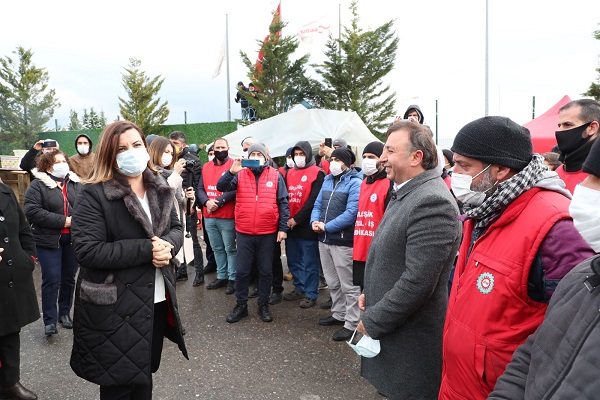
{"left": 31, "top": 168, "right": 81, "bottom": 189}
{"left": 102, "top": 169, "right": 175, "bottom": 238}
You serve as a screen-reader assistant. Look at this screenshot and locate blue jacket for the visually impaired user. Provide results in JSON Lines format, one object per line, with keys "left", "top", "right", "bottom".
{"left": 310, "top": 168, "right": 361, "bottom": 247}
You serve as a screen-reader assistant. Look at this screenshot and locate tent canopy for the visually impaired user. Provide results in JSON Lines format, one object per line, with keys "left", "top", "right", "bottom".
{"left": 222, "top": 109, "right": 381, "bottom": 159}
{"left": 523, "top": 95, "right": 571, "bottom": 153}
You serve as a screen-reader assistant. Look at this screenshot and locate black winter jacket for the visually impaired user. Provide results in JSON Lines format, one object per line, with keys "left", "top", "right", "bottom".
{"left": 0, "top": 183, "right": 40, "bottom": 337}
{"left": 24, "top": 169, "right": 81, "bottom": 248}
{"left": 70, "top": 170, "right": 187, "bottom": 386}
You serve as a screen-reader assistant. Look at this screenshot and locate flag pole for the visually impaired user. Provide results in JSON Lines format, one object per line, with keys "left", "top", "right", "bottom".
{"left": 226, "top": 14, "right": 231, "bottom": 121}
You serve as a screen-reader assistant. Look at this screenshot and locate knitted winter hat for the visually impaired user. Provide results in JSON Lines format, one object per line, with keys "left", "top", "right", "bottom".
{"left": 331, "top": 148, "right": 355, "bottom": 167}
{"left": 582, "top": 138, "right": 600, "bottom": 177}
{"left": 248, "top": 143, "right": 269, "bottom": 160}
{"left": 362, "top": 141, "right": 384, "bottom": 157}
{"left": 332, "top": 138, "right": 348, "bottom": 148}
{"left": 285, "top": 147, "right": 293, "bottom": 157}
{"left": 451, "top": 116, "right": 533, "bottom": 171}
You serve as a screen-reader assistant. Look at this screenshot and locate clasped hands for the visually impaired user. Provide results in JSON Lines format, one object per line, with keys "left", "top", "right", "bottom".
{"left": 151, "top": 236, "right": 174, "bottom": 268}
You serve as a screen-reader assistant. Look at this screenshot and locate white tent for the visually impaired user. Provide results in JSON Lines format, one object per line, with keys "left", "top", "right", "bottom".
{"left": 223, "top": 109, "right": 381, "bottom": 160}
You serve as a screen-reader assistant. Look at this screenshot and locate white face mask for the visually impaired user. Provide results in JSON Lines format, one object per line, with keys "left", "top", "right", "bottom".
{"left": 77, "top": 145, "right": 90, "bottom": 155}
{"left": 249, "top": 156, "right": 264, "bottom": 166}
{"left": 286, "top": 157, "right": 294, "bottom": 169}
{"left": 161, "top": 153, "right": 173, "bottom": 167}
{"left": 329, "top": 160, "right": 344, "bottom": 176}
{"left": 346, "top": 329, "right": 380, "bottom": 358}
{"left": 116, "top": 148, "right": 150, "bottom": 177}
{"left": 294, "top": 155, "right": 306, "bottom": 168}
{"left": 569, "top": 184, "right": 600, "bottom": 252}
{"left": 51, "top": 162, "right": 70, "bottom": 179}
{"left": 362, "top": 158, "right": 378, "bottom": 176}
{"left": 208, "top": 155, "right": 215, "bottom": 162}
{"left": 450, "top": 165, "right": 492, "bottom": 207}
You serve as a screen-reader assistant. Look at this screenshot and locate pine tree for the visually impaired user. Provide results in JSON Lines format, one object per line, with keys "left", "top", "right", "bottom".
{"left": 0, "top": 47, "right": 60, "bottom": 150}
{"left": 582, "top": 24, "right": 600, "bottom": 101}
{"left": 82, "top": 108, "right": 90, "bottom": 129}
{"left": 118, "top": 58, "right": 169, "bottom": 135}
{"left": 88, "top": 107, "right": 101, "bottom": 129}
{"left": 314, "top": 0, "right": 398, "bottom": 136}
{"left": 69, "top": 109, "right": 81, "bottom": 130}
{"left": 239, "top": 8, "right": 311, "bottom": 122}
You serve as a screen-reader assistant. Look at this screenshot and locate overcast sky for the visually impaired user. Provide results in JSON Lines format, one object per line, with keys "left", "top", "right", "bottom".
{"left": 1, "top": 0, "right": 598, "bottom": 147}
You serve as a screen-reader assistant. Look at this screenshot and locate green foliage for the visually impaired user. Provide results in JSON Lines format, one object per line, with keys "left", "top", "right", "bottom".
{"left": 0, "top": 47, "right": 60, "bottom": 151}
{"left": 582, "top": 24, "right": 600, "bottom": 101}
{"left": 82, "top": 107, "right": 105, "bottom": 129}
{"left": 313, "top": 0, "right": 398, "bottom": 136}
{"left": 239, "top": 8, "right": 311, "bottom": 122}
{"left": 118, "top": 58, "right": 170, "bottom": 136}
{"left": 68, "top": 109, "right": 81, "bottom": 130}
{"left": 32, "top": 121, "right": 237, "bottom": 160}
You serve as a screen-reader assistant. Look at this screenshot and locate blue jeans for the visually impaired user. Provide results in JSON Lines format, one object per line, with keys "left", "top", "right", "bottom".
{"left": 285, "top": 237, "right": 320, "bottom": 300}
{"left": 204, "top": 218, "right": 237, "bottom": 281}
{"left": 37, "top": 234, "right": 79, "bottom": 325}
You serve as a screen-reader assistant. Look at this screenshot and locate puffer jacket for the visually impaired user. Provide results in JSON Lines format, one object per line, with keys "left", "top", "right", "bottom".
{"left": 24, "top": 168, "right": 81, "bottom": 248}
{"left": 489, "top": 255, "right": 600, "bottom": 399}
{"left": 310, "top": 167, "right": 361, "bottom": 247}
{"left": 70, "top": 170, "right": 187, "bottom": 386}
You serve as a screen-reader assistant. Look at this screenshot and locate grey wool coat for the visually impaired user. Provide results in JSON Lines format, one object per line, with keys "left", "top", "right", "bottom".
{"left": 361, "top": 169, "right": 462, "bottom": 400}
{"left": 70, "top": 170, "right": 187, "bottom": 386}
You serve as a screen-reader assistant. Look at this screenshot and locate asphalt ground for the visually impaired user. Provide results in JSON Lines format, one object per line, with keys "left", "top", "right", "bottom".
{"left": 17, "top": 238, "right": 382, "bottom": 400}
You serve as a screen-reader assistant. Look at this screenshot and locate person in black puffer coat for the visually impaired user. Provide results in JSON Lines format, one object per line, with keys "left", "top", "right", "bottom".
{"left": 70, "top": 121, "right": 187, "bottom": 400}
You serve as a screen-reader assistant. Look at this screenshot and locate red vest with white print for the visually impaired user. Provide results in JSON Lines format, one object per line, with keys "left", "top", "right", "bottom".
{"left": 285, "top": 166, "right": 321, "bottom": 218}
{"left": 352, "top": 178, "right": 389, "bottom": 262}
{"left": 234, "top": 167, "right": 279, "bottom": 235}
{"left": 202, "top": 158, "right": 235, "bottom": 219}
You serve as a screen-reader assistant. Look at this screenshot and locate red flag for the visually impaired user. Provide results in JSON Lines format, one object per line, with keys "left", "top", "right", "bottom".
{"left": 255, "top": 2, "right": 281, "bottom": 77}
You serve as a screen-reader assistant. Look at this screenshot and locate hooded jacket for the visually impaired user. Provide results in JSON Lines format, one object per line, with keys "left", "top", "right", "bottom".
{"left": 403, "top": 104, "right": 425, "bottom": 124}
{"left": 69, "top": 134, "right": 96, "bottom": 180}
{"left": 286, "top": 141, "right": 325, "bottom": 240}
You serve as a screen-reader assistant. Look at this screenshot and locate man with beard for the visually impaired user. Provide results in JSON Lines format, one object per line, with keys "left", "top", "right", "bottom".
{"left": 438, "top": 116, "right": 595, "bottom": 400}
{"left": 555, "top": 99, "right": 600, "bottom": 193}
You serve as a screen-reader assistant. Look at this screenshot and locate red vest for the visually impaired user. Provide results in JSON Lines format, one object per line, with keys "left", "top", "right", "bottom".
{"left": 443, "top": 174, "right": 452, "bottom": 190}
{"left": 353, "top": 178, "right": 389, "bottom": 262}
{"left": 285, "top": 166, "right": 321, "bottom": 218}
{"left": 556, "top": 164, "right": 588, "bottom": 194}
{"left": 439, "top": 188, "right": 571, "bottom": 400}
{"left": 234, "top": 167, "right": 279, "bottom": 235}
{"left": 320, "top": 158, "right": 331, "bottom": 175}
{"left": 202, "top": 159, "right": 235, "bottom": 219}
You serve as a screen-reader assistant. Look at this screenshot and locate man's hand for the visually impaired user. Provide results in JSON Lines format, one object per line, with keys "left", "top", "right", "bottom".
{"left": 358, "top": 293, "right": 365, "bottom": 311}
{"left": 312, "top": 221, "right": 325, "bottom": 233}
{"left": 287, "top": 218, "right": 297, "bottom": 230}
{"left": 64, "top": 216, "right": 72, "bottom": 228}
{"left": 33, "top": 140, "right": 45, "bottom": 151}
{"left": 277, "top": 231, "right": 287, "bottom": 242}
{"left": 357, "top": 320, "right": 369, "bottom": 336}
{"left": 205, "top": 199, "right": 219, "bottom": 213}
{"left": 230, "top": 158, "right": 243, "bottom": 175}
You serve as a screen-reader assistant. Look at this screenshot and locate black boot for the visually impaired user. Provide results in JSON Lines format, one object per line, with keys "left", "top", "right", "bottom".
{"left": 257, "top": 302, "right": 273, "bottom": 323}
{"left": 226, "top": 302, "right": 248, "bottom": 323}
{"left": 176, "top": 264, "right": 188, "bottom": 281}
{"left": 192, "top": 273, "right": 205, "bottom": 287}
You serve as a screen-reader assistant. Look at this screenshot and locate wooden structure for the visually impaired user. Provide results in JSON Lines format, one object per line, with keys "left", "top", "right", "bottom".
{"left": 0, "top": 169, "right": 30, "bottom": 208}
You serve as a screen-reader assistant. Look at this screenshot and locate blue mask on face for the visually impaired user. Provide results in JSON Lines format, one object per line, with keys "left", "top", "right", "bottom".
{"left": 116, "top": 148, "right": 150, "bottom": 177}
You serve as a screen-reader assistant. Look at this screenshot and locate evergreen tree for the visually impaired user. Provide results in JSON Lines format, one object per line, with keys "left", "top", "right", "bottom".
{"left": 69, "top": 109, "right": 81, "bottom": 130}
{"left": 87, "top": 107, "right": 101, "bottom": 129}
{"left": 582, "top": 24, "right": 600, "bottom": 101}
{"left": 314, "top": 1, "right": 398, "bottom": 136}
{"left": 239, "top": 8, "right": 311, "bottom": 121}
{"left": 99, "top": 110, "right": 107, "bottom": 128}
{"left": 82, "top": 108, "right": 90, "bottom": 129}
{"left": 118, "top": 58, "right": 169, "bottom": 135}
{"left": 0, "top": 47, "right": 60, "bottom": 150}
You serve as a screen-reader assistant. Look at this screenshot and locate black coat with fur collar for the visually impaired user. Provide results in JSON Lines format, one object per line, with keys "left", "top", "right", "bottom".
{"left": 70, "top": 169, "right": 187, "bottom": 386}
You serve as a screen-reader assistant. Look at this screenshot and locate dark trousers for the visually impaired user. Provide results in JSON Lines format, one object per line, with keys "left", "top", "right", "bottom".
{"left": 235, "top": 232, "right": 276, "bottom": 304}
{"left": 0, "top": 331, "right": 20, "bottom": 387}
{"left": 99, "top": 301, "right": 167, "bottom": 400}
{"left": 37, "top": 234, "right": 78, "bottom": 325}
{"left": 186, "top": 214, "right": 204, "bottom": 275}
{"left": 272, "top": 242, "right": 284, "bottom": 294}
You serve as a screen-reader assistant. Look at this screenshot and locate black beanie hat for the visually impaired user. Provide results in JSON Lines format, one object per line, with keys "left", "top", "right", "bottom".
{"left": 451, "top": 116, "right": 533, "bottom": 171}
{"left": 363, "top": 141, "right": 384, "bottom": 157}
{"left": 583, "top": 138, "right": 600, "bottom": 177}
{"left": 285, "top": 147, "right": 293, "bottom": 157}
{"left": 442, "top": 149, "right": 455, "bottom": 167}
{"left": 331, "top": 148, "right": 354, "bottom": 168}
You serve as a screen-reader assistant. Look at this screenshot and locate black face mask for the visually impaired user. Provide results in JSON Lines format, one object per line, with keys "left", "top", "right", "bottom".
{"left": 555, "top": 122, "right": 592, "bottom": 154}
{"left": 214, "top": 150, "right": 228, "bottom": 161}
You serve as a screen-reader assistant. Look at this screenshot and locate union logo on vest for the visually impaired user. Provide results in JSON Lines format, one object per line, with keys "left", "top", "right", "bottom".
{"left": 476, "top": 272, "right": 495, "bottom": 294}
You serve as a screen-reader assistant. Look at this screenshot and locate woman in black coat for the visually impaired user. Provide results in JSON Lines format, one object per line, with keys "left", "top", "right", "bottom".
{"left": 0, "top": 182, "right": 40, "bottom": 400}
{"left": 70, "top": 121, "right": 188, "bottom": 400}
{"left": 24, "top": 150, "right": 81, "bottom": 337}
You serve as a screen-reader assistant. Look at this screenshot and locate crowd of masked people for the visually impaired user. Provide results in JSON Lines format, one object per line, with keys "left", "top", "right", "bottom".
{"left": 0, "top": 98, "right": 599, "bottom": 399}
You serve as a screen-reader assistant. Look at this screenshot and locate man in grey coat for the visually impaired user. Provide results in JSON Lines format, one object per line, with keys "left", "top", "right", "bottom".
{"left": 357, "top": 121, "right": 462, "bottom": 399}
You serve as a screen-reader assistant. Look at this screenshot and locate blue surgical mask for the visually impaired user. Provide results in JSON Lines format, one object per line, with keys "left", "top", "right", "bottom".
{"left": 116, "top": 148, "right": 150, "bottom": 177}
{"left": 346, "top": 328, "right": 380, "bottom": 358}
